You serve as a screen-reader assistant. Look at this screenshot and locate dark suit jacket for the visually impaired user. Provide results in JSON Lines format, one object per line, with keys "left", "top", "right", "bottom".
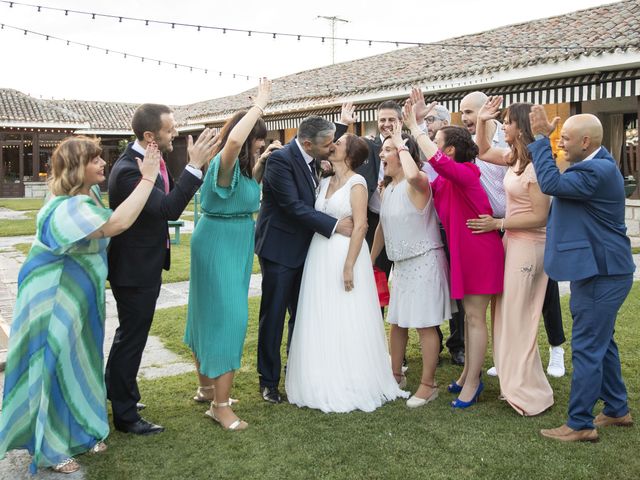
{"left": 107, "top": 143, "right": 202, "bottom": 286}
{"left": 528, "top": 138, "right": 635, "bottom": 281}
{"left": 255, "top": 139, "right": 338, "bottom": 269}
{"left": 356, "top": 135, "right": 383, "bottom": 200}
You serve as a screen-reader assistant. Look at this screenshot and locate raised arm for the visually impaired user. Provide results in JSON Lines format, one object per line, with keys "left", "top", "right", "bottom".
{"left": 391, "top": 116, "right": 431, "bottom": 206}
{"left": 88, "top": 143, "right": 160, "bottom": 238}
{"left": 218, "top": 78, "right": 271, "bottom": 186}
{"left": 527, "top": 106, "right": 601, "bottom": 199}
{"left": 476, "top": 96, "right": 509, "bottom": 166}
{"left": 343, "top": 181, "right": 369, "bottom": 291}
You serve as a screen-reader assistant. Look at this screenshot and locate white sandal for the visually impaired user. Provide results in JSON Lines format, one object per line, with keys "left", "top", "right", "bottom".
{"left": 51, "top": 458, "right": 80, "bottom": 474}
{"left": 90, "top": 441, "right": 108, "bottom": 454}
{"left": 204, "top": 401, "right": 248, "bottom": 431}
{"left": 193, "top": 385, "right": 239, "bottom": 404}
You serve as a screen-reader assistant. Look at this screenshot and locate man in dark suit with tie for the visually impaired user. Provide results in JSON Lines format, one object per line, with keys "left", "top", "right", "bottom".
{"left": 255, "top": 115, "right": 352, "bottom": 403}
{"left": 528, "top": 107, "right": 635, "bottom": 442}
{"left": 106, "top": 104, "right": 218, "bottom": 434}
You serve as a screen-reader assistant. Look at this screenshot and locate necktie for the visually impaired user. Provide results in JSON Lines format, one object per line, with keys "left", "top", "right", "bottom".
{"left": 308, "top": 159, "right": 318, "bottom": 187}
{"left": 159, "top": 157, "right": 170, "bottom": 194}
{"left": 158, "top": 156, "right": 170, "bottom": 248}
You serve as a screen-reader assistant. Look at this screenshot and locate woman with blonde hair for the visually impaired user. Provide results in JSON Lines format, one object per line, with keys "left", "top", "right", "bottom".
{"left": 467, "top": 96, "right": 554, "bottom": 416}
{"left": 0, "top": 135, "right": 160, "bottom": 473}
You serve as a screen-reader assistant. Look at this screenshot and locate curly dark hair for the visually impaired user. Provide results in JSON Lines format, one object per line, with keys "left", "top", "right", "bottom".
{"left": 382, "top": 133, "right": 422, "bottom": 187}
{"left": 503, "top": 103, "right": 534, "bottom": 176}
{"left": 439, "top": 126, "right": 479, "bottom": 163}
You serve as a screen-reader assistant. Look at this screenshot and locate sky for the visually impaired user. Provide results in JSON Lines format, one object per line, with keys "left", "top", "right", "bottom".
{"left": 0, "top": 0, "right": 623, "bottom": 105}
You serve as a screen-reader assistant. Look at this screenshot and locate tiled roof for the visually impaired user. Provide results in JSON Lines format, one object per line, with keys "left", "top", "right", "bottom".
{"left": 47, "top": 99, "right": 139, "bottom": 131}
{"left": 0, "top": 89, "right": 86, "bottom": 125}
{"left": 177, "top": 0, "right": 640, "bottom": 123}
{"left": 1, "top": 0, "right": 638, "bottom": 131}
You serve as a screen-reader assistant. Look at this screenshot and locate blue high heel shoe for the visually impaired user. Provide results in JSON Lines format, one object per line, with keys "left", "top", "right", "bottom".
{"left": 450, "top": 382, "right": 484, "bottom": 409}
{"left": 447, "top": 380, "right": 463, "bottom": 394}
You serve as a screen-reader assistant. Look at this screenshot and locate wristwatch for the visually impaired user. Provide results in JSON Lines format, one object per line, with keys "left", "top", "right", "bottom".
{"left": 534, "top": 134, "right": 547, "bottom": 141}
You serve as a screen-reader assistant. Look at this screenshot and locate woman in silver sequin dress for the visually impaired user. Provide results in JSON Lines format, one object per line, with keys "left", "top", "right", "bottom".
{"left": 371, "top": 124, "right": 452, "bottom": 408}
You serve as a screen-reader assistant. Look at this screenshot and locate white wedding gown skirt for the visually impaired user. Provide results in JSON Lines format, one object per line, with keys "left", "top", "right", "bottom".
{"left": 285, "top": 232, "right": 409, "bottom": 413}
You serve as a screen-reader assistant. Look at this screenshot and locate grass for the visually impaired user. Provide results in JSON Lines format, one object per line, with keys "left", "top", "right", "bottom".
{"left": 0, "top": 198, "right": 45, "bottom": 211}
{"left": 0, "top": 211, "right": 37, "bottom": 237}
{"left": 81, "top": 286, "right": 640, "bottom": 480}
{"left": 632, "top": 247, "right": 640, "bottom": 255}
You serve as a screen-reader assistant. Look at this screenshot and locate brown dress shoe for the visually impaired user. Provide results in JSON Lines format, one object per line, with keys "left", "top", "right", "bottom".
{"left": 594, "top": 412, "right": 633, "bottom": 428}
{"left": 540, "top": 424, "right": 599, "bottom": 442}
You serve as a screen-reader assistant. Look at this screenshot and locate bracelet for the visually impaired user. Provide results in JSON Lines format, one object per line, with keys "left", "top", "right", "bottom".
{"left": 500, "top": 219, "right": 505, "bottom": 233}
{"left": 397, "top": 146, "right": 409, "bottom": 153}
{"left": 141, "top": 177, "right": 155, "bottom": 185}
{"left": 252, "top": 104, "right": 265, "bottom": 115}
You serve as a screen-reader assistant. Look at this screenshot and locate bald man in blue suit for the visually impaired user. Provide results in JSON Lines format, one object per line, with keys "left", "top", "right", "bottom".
{"left": 528, "top": 107, "right": 635, "bottom": 442}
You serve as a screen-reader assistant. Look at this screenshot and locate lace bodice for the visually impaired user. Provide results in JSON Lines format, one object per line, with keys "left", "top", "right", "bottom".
{"left": 315, "top": 174, "right": 367, "bottom": 220}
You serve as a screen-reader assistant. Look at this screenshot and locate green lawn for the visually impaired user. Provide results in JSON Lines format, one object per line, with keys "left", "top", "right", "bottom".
{"left": 0, "top": 198, "right": 46, "bottom": 211}
{"left": 81, "top": 286, "right": 640, "bottom": 480}
{"left": 0, "top": 211, "right": 37, "bottom": 237}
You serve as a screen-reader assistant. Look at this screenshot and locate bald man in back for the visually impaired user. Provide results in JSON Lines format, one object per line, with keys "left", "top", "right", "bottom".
{"left": 528, "top": 108, "right": 635, "bottom": 443}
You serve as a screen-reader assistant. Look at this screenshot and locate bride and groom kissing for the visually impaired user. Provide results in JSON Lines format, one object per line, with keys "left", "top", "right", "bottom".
{"left": 255, "top": 114, "right": 408, "bottom": 412}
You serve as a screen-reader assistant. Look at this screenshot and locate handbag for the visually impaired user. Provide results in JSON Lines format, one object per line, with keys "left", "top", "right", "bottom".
{"left": 373, "top": 266, "right": 390, "bottom": 307}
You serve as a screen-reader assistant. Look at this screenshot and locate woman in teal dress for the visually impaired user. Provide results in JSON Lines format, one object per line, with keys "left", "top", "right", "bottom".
{"left": 185, "top": 79, "right": 275, "bottom": 431}
{"left": 0, "top": 136, "right": 159, "bottom": 474}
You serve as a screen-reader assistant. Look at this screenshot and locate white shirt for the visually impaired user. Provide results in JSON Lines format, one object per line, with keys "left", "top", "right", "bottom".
{"left": 132, "top": 140, "right": 202, "bottom": 180}
{"left": 473, "top": 121, "right": 508, "bottom": 218}
{"left": 367, "top": 134, "right": 386, "bottom": 214}
{"left": 582, "top": 147, "right": 602, "bottom": 162}
{"left": 295, "top": 138, "right": 317, "bottom": 184}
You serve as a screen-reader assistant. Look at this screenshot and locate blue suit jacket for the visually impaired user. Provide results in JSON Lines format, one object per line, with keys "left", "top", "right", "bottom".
{"left": 528, "top": 138, "right": 635, "bottom": 281}
{"left": 255, "top": 139, "right": 337, "bottom": 268}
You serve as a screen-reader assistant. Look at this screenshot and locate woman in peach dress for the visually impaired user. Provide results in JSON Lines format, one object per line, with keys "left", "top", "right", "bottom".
{"left": 467, "top": 96, "right": 554, "bottom": 416}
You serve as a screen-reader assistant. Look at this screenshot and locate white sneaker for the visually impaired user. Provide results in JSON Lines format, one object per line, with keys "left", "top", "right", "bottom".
{"left": 487, "top": 366, "right": 498, "bottom": 377}
{"left": 547, "top": 346, "right": 565, "bottom": 377}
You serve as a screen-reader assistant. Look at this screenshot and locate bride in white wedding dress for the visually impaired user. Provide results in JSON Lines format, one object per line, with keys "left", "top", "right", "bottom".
{"left": 285, "top": 134, "right": 408, "bottom": 413}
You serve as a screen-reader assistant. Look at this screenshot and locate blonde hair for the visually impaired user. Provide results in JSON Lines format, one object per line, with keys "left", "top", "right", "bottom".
{"left": 48, "top": 136, "right": 102, "bottom": 196}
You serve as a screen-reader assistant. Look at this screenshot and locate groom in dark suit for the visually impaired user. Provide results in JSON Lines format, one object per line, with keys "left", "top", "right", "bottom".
{"left": 528, "top": 107, "right": 635, "bottom": 442}
{"left": 106, "top": 104, "right": 218, "bottom": 434}
{"left": 255, "top": 116, "right": 351, "bottom": 403}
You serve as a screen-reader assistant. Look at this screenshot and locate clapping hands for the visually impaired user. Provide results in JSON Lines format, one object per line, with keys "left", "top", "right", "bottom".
{"left": 137, "top": 141, "right": 160, "bottom": 179}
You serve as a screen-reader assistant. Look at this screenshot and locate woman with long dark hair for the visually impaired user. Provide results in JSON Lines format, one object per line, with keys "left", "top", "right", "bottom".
{"left": 467, "top": 96, "right": 554, "bottom": 416}
{"left": 185, "top": 79, "right": 275, "bottom": 430}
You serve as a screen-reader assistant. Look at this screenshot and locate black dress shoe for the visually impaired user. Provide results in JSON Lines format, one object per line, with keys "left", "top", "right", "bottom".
{"left": 114, "top": 418, "right": 165, "bottom": 436}
{"left": 136, "top": 402, "right": 146, "bottom": 411}
{"left": 451, "top": 349, "right": 465, "bottom": 366}
{"left": 261, "top": 386, "right": 282, "bottom": 404}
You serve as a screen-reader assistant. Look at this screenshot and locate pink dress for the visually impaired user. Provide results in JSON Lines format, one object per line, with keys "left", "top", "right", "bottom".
{"left": 429, "top": 150, "right": 504, "bottom": 299}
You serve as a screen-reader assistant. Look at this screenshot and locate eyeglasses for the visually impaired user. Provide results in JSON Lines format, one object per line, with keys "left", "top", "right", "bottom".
{"left": 425, "top": 116, "right": 442, "bottom": 124}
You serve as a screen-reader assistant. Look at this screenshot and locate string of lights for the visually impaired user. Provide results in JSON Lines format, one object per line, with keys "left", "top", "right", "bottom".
{"left": 0, "top": 23, "right": 368, "bottom": 91}
{"left": 0, "top": 0, "right": 629, "bottom": 51}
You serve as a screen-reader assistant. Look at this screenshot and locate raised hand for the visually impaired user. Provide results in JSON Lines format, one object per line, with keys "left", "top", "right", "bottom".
{"left": 390, "top": 120, "right": 407, "bottom": 150}
{"left": 187, "top": 128, "right": 221, "bottom": 169}
{"left": 409, "top": 87, "right": 428, "bottom": 122}
{"left": 253, "top": 77, "right": 272, "bottom": 110}
{"left": 137, "top": 141, "right": 160, "bottom": 180}
{"left": 340, "top": 102, "right": 358, "bottom": 125}
{"left": 478, "top": 96, "right": 503, "bottom": 123}
{"left": 529, "top": 105, "right": 560, "bottom": 137}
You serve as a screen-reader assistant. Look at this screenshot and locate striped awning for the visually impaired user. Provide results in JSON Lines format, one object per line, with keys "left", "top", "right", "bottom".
{"left": 263, "top": 103, "right": 381, "bottom": 130}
